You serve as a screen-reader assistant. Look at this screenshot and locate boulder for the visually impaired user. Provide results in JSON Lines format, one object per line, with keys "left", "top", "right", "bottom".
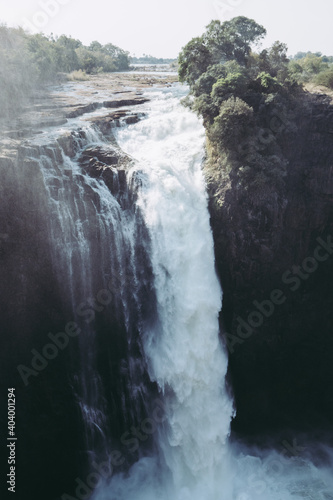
{"left": 103, "top": 97, "right": 149, "bottom": 108}
{"left": 57, "top": 131, "right": 77, "bottom": 158}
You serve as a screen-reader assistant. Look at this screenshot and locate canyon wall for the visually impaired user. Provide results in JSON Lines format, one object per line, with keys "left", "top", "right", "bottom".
{"left": 205, "top": 90, "right": 333, "bottom": 436}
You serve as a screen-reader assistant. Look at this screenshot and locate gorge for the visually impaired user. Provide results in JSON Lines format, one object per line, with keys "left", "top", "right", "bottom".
{"left": 0, "top": 68, "right": 332, "bottom": 500}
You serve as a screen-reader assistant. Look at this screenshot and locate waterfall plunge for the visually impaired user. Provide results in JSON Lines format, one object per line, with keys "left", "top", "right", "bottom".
{"left": 92, "top": 85, "right": 333, "bottom": 500}
{"left": 92, "top": 86, "right": 234, "bottom": 499}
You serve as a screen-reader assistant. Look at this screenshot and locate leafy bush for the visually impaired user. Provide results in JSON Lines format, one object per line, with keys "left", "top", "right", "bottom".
{"left": 211, "top": 67, "right": 248, "bottom": 103}
{"left": 192, "top": 64, "right": 227, "bottom": 97}
{"left": 288, "top": 60, "right": 303, "bottom": 75}
{"left": 288, "top": 51, "right": 333, "bottom": 87}
{"left": 256, "top": 72, "right": 282, "bottom": 93}
{"left": 178, "top": 37, "right": 212, "bottom": 86}
{"left": 68, "top": 69, "right": 89, "bottom": 81}
{"left": 210, "top": 97, "right": 254, "bottom": 150}
{"left": 314, "top": 69, "right": 333, "bottom": 89}
{"left": 192, "top": 94, "right": 219, "bottom": 125}
{"left": 301, "top": 54, "right": 327, "bottom": 74}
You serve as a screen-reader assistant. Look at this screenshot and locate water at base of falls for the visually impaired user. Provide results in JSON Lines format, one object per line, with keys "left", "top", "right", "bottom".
{"left": 84, "top": 85, "right": 332, "bottom": 500}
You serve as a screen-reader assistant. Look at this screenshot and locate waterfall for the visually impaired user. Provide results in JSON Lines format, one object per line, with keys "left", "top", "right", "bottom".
{"left": 29, "top": 123, "right": 157, "bottom": 471}
{"left": 119, "top": 85, "right": 235, "bottom": 490}
{"left": 90, "top": 85, "right": 333, "bottom": 500}
{"left": 16, "top": 82, "right": 332, "bottom": 500}
{"left": 88, "top": 85, "right": 234, "bottom": 499}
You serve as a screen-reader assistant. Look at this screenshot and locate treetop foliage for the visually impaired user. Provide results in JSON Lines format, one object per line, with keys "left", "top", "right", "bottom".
{"left": 179, "top": 17, "right": 266, "bottom": 86}
{"left": 178, "top": 17, "right": 301, "bottom": 193}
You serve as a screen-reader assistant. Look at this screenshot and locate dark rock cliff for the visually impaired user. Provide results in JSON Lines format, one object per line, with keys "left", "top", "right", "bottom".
{"left": 0, "top": 116, "right": 156, "bottom": 500}
{"left": 205, "top": 90, "right": 333, "bottom": 436}
{"left": 0, "top": 73, "right": 179, "bottom": 500}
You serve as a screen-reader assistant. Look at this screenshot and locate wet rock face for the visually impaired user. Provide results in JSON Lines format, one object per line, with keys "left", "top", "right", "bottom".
{"left": 0, "top": 73, "right": 180, "bottom": 500}
{"left": 78, "top": 144, "right": 134, "bottom": 207}
{"left": 205, "top": 92, "right": 333, "bottom": 435}
{"left": 80, "top": 145, "right": 120, "bottom": 168}
{"left": 57, "top": 130, "right": 83, "bottom": 157}
{"left": 80, "top": 145, "right": 123, "bottom": 167}
{"left": 103, "top": 96, "right": 149, "bottom": 108}
{"left": 0, "top": 153, "right": 81, "bottom": 500}
{"left": 0, "top": 137, "right": 156, "bottom": 499}
{"left": 0, "top": 118, "right": 152, "bottom": 500}
{"left": 89, "top": 110, "right": 143, "bottom": 136}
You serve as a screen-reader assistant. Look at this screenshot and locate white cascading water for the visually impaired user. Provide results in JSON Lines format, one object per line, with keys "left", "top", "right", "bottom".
{"left": 38, "top": 129, "right": 119, "bottom": 461}
{"left": 93, "top": 84, "right": 333, "bottom": 500}
{"left": 92, "top": 85, "right": 234, "bottom": 499}
{"left": 124, "top": 85, "right": 234, "bottom": 497}
{"left": 37, "top": 123, "right": 150, "bottom": 465}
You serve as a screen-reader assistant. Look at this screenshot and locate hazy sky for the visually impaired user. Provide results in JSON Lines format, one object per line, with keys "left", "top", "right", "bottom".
{"left": 1, "top": 0, "right": 332, "bottom": 58}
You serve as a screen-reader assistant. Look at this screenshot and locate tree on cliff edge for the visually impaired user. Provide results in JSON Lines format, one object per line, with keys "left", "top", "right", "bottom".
{"left": 179, "top": 17, "right": 266, "bottom": 86}
{"left": 178, "top": 17, "right": 300, "bottom": 194}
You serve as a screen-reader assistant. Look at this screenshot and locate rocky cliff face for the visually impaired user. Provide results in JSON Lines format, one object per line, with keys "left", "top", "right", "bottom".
{"left": 205, "top": 90, "right": 333, "bottom": 436}
{"left": 0, "top": 75, "right": 168, "bottom": 500}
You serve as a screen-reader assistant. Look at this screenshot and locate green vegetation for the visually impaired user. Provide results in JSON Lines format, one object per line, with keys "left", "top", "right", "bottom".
{"left": 0, "top": 26, "right": 36, "bottom": 117}
{"left": 68, "top": 69, "right": 89, "bottom": 81}
{"left": 130, "top": 54, "right": 176, "bottom": 64}
{"left": 178, "top": 17, "right": 302, "bottom": 194}
{"left": 0, "top": 25, "right": 130, "bottom": 119}
{"left": 315, "top": 69, "right": 333, "bottom": 88}
{"left": 289, "top": 51, "right": 333, "bottom": 88}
